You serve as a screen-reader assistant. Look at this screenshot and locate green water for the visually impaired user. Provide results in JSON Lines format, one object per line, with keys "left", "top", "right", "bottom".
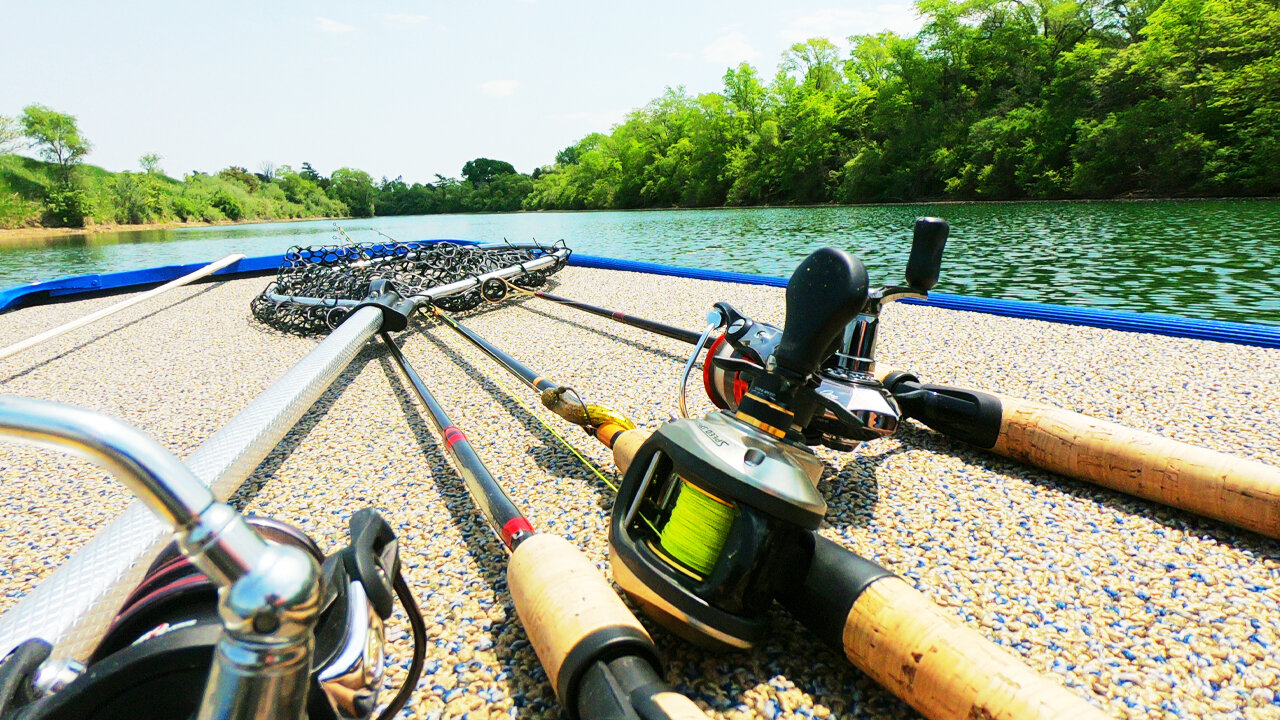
{"left": 2, "top": 200, "right": 1277, "bottom": 325}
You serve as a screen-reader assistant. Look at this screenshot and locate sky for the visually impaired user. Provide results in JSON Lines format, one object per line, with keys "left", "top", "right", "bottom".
{"left": 0, "top": 1, "right": 924, "bottom": 184}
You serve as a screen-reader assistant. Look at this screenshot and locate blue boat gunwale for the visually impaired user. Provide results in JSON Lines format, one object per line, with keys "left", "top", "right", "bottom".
{"left": 1, "top": 240, "right": 1277, "bottom": 350}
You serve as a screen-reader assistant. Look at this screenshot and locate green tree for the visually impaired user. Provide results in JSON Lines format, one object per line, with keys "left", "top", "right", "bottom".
{"left": 461, "top": 158, "right": 517, "bottom": 186}
{"left": 112, "top": 172, "right": 167, "bottom": 224}
{"left": 779, "top": 39, "right": 843, "bottom": 92}
{"left": 300, "top": 162, "right": 329, "bottom": 189}
{"left": 328, "top": 168, "right": 375, "bottom": 217}
{"left": 217, "top": 166, "right": 260, "bottom": 193}
{"left": 20, "top": 105, "right": 92, "bottom": 177}
{"left": 139, "top": 153, "right": 163, "bottom": 174}
{"left": 723, "top": 63, "right": 769, "bottom": 129}
{"left": 20, "top": 105, "right": 93, "bottom": 226}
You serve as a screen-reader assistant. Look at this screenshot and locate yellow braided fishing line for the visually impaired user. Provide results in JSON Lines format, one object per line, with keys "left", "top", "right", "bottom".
{"left": 423, "top": 311, "right": 660, "bottom": 535}
{"left": 423, "top": 311, "right": 733, "bottom": 573}
{"left": 657, "top": 480, "right": 735, "bottom": 577}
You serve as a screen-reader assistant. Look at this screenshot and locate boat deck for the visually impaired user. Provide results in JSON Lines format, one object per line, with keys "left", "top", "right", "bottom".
{"left": 1, "top": 267, "right": 1278, "bottom": 719}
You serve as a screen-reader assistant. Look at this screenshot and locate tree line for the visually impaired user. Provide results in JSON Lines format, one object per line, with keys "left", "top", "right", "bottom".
{"left": 522, "top": 0, "right": 1277, "bottom": 208}
{"left": 0, "top": 105, "right": 377, "bottom": 229}
{"left": 4, "top": 0, "right": 1275, "bottom": 229}
{"left": 0, "top": 103, "right": 530, "bottom": 228}
{"left": 382, "top": 0, "right": 1276, "bottom": 211}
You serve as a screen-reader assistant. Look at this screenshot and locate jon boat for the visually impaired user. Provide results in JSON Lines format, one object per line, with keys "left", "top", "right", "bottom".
{"left": 0, "top": 235, "right": 1277, "bottom": 720}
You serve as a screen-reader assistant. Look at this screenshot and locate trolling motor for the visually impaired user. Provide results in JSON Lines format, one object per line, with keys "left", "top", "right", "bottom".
{"left": 0, "top": 398, "right": 421, "bottom": 720}
{"left": 609, "top": 247, "right": 871, "bottom": 649}
{"left": 698, "top": 218, "right": 949, "bottom": 450}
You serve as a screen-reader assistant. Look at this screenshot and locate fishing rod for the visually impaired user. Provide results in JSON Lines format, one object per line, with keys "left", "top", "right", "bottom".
{"left": 427, "top": 307, "right": 637, "bottom": 442}
{"left": 0, "top": 241, "right": 567, "bottom": 719}
{"left": 379, "top": 333, "right": 704, "bottom": 720}
{"left": 423, "top": 255, "right": 1105, "bottom": 720}
{"left": 499, "top": 222, "right": 1280, "bottom": 540}
{"left": 488, "top": 280, "right": 703, "bottom": 345}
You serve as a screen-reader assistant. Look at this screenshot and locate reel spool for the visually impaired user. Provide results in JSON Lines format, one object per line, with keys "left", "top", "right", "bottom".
{"left": 610, "top": 247, "right": 871, "bottom": 649}
{"left": 8, "top": 511, "right": 405, "bottom": 720}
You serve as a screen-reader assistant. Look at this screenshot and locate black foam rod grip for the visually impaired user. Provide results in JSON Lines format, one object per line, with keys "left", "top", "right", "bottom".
{"left": 775, "top": 247, "right": 869, "bottom": 376}
{"left": 905, "top": 217, "right": 948, "bottom": 291}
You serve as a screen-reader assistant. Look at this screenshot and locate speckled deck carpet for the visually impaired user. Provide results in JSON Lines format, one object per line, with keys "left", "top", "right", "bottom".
{"left": 1, "top": 266, "right": 1277, "bottom": 719}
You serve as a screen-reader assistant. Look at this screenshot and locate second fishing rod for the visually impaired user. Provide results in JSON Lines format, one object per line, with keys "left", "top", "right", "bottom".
{"left": 427, "top": 250, "right": 1105, "bottom": 720}
{"left": 378, "top": 333, "right": 704, "bottom": 720}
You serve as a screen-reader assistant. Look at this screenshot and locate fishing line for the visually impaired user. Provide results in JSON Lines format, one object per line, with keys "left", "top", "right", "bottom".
{"left": 422, "top": 313, "right": 614, "bottom": 487}
{"left": 421, "top": 310, "right": 742, "bottom": 575}
{"left": 655, "top": 480, "right": 735, "bottom": 577}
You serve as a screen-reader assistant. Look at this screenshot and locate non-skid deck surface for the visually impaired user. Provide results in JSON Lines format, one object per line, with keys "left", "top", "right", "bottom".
{"left": 0, "top": 267, "right": 1277, "bottom": 719}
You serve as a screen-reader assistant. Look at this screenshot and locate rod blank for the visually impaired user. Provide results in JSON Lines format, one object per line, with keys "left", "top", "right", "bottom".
{"left": 379, "top": 333, "right": 707, "bottom": 720}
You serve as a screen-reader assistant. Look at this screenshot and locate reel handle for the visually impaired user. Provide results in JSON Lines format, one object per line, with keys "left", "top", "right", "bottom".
{"left": 904, "top": 218, "right": 948, "bottom": 291}
{"left": 779, "top": 534, "right": 1107, "bottom": 720}
{"left": 776, "top": 247, "right": 869, "bottom": 378}
{"left": 507, "top": 534, "right": 706, "bottom": 720}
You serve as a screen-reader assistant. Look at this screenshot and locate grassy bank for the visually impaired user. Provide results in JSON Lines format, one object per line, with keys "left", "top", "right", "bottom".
{"left": 0, "top": 215, "right": 347, "bottom": 246}
{"left": 0, "top": 154, "right": 348, "bottom": 230}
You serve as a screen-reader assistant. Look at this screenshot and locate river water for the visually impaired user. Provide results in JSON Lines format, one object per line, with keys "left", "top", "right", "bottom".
{"left": 2, "top": 200, "right": 1277, "bottom": 325}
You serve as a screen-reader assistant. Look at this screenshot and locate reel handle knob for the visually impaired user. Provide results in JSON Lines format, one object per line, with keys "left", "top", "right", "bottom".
{"left": 776, "top": 247, "right": 869, "bottom": 378}
{"left": 905, "top": 217, "right": 948, "bottom": 291}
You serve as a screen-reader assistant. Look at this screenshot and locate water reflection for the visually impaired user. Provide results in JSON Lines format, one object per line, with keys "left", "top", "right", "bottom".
{"left": 1, "top": 201, "right": 1277, "bottom": 325}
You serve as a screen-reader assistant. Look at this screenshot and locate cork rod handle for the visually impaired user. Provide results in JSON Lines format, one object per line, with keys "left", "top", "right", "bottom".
{"left": 843, "top": 576, "right": 1109, "bottom": 719}
{"left": 878, "top": 366, "right": 1280, "bottom": 539}
{"left": 598, "top": 426, "right": 653, "bottom": 474}
{"left": 507, "top": 534, "right": 706, "bottom": 719}
{"left": 992, "top": 395, "right": 1280, "bottom": 538}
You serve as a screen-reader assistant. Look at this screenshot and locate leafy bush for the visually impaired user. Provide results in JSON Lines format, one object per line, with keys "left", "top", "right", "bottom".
{"left": 217, "top": 166, "right": 260, "bottom": 193}
{"left": 43, "top": 181, "right": 90, "bottom": 227}
{"left": 209, "top": 188, "right": 244, "bottom": 220}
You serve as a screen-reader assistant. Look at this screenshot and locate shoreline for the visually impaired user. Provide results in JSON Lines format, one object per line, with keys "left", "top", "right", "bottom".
{"left": 0, "top": 216, "right": 348, "bottom": 244}
{"left": 5, "top": 194, "right": 1278, "bottom": 242}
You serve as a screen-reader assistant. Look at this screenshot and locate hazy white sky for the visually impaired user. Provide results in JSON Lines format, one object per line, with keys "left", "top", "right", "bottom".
{"left": 1, "top": 1, "right": 923, "bottom": 184}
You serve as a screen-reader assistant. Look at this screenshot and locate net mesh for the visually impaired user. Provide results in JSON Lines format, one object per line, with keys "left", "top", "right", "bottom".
{"left": 250, "top": 240, "right": 567, "bottom": 335}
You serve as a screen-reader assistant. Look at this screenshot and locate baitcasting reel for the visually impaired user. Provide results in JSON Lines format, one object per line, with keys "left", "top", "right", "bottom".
{"left": 0, "top": 509, "right": 415, "bottom": 720}
{"left": 698, "top": 218, "right": 949, "bottom": 450}
{"left": 0, "top": 396, "right": 420, "bottom": 720}
{"left": 610, "top": 247, "right": 871, "bottom": 649}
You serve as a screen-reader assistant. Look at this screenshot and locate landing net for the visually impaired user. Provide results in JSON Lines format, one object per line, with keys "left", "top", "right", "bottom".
{"left": 251, "top": 240, "right": 567, "bottom": 335}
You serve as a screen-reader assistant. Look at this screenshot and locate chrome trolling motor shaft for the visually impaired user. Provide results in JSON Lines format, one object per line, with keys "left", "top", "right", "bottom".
{"left": 0, "top": 397, "right": 322, "bottom": 720}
